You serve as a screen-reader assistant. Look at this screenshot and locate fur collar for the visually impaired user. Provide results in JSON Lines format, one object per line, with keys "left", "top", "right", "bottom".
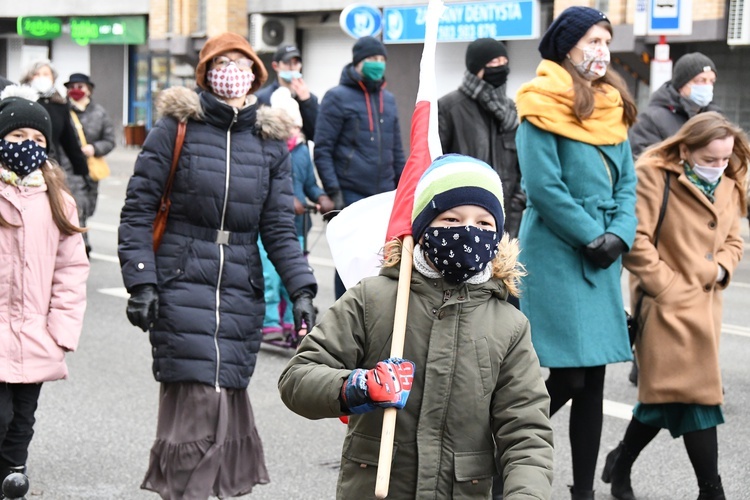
{"left": 156, "top": 86, "right": 292, "bottom": 140}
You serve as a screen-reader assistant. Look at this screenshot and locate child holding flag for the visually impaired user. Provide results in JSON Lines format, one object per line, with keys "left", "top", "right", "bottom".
{"left": 278, "top": 154, "right": 553, "bottom": 499}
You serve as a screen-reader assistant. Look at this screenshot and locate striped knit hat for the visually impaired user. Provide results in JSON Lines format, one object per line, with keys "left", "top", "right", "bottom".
{"left": 411, "top": 154, "right": 505, "bottom": 240}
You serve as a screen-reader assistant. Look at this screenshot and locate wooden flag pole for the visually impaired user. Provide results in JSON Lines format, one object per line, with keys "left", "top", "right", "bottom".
{"left": 375, "top": 235, "right": 414, "bottom": 499}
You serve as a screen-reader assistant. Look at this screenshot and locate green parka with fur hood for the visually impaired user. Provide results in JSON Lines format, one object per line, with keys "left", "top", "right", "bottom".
{"left": 279, "top": 240, "right": 553, "bottom": 499}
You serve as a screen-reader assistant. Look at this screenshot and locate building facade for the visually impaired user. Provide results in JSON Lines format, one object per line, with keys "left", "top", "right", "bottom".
{"left": 2, "top": 0, "right": 748, "bottom": 147}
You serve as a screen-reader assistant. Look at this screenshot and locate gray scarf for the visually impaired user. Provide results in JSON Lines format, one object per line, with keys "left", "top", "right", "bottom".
{"left": 459, "top": 70, "right": 518, "bottom": 133}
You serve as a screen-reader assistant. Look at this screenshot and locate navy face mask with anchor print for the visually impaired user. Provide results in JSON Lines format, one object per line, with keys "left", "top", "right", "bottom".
{"left": 422, "top": 225, "right": 499, "bottom": 284}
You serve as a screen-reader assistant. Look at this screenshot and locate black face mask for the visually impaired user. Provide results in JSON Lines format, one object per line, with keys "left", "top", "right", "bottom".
{"left": 482, "top": 65, "right": 510, "bottom": 88}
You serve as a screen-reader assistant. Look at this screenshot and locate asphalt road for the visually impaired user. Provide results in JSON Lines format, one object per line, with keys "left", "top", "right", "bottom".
{"left": 22, "top": 147, "right": 750, "bottom": 499}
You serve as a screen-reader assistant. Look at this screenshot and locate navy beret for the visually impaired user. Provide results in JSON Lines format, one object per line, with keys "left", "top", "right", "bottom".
{"left": 538, "top": 7, "right": 609, "bottom": 63}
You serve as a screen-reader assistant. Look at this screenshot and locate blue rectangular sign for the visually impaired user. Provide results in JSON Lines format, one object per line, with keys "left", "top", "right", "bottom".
{"left": 650, "top": 0, "right": 680, "bottom": 30}
{"left": 383, "top": 0, "right": 538, "bottom": 44}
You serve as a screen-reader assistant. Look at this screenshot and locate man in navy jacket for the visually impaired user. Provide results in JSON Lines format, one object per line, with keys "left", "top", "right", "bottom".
{"left": 314, "top": 36, "right": 405, "bottom": 298}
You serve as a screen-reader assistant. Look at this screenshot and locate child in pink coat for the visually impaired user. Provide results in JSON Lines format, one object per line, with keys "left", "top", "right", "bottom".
{"left": 0, "top": 87, "right": 89, "bottom": 486}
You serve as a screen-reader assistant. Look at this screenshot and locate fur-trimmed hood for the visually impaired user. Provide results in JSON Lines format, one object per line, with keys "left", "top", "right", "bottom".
{"left": 155, "top": 86, "right": 292, "bottom": 141}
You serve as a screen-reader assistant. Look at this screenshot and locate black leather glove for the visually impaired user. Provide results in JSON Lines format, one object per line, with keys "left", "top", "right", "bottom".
{"left": 126, "top": 284, "right": 159, "bottom": 332}
{"left": 582, "top": 233, "right": 628, "bottom": 269}
{"left": 291, "top": 290, "right": 316, "bottom": 333}
{"left": 330, "top": 190, "right": 345, "bottom": 211}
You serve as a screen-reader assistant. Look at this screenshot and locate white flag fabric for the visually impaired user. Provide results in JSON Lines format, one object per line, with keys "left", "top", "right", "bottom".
{"left": 326, "top": 190, "right": 395, "bottom": 290}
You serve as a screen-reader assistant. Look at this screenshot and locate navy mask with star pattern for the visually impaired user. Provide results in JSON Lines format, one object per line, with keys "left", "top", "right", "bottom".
{"left": 0, "top": 139, "right": 48, "bottom": 177}
{"left": 422, "top": 225, "right": 499, "bottom": 284}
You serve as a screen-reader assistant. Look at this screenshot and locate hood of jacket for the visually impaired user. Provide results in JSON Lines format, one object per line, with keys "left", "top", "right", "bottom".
{"left": 156, "top": 86, "right": 291, "bottom": 140}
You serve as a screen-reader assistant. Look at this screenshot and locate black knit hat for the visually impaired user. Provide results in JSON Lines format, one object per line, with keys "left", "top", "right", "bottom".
{"left": 671, "top": 52, "right": 717, "bottom": 91}
{"left": 538, "top": 6, "right": 609, "bottom": 63}
{"left": 352, "top": 36, "right": 387, "bottom": 65}
{"left": 465, "top": 38, "right": 509, "bottom": 75}
{"left": 0, "top": 94, "right": 52, "bottom": 151}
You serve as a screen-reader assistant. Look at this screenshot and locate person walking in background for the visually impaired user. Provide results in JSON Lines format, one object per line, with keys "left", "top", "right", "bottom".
{"left": 19, "top": 60, "right": 89, "bottom": 181}
{"left": 629, "top": 53, "right": 719, "bottom": 159}
{"left": 118, "top": 32, "right": 317, "bottom": 499}
{"left": 0, "top": 87, "right": 89, "bottom": 489}
{"left": 626, "top": 53, "right": 720, "bottom": 384}
{"left": 279, "top": 155, "right": 553, "bottom": 499}
{"left": 255, "top": 44, "right": 319, "bottom": 141}
{"left": 514, "top": 7, "right": 638, "bottom": 499}
{"left": 314, "top": 35, "right": 405, "bottom": 298}
{"left": 259, "top": 87, "right": 333, "bottom": 340}
{"left": 438, "top": 37, "right": 525, "bottom": 238}
{"left": 64, "top": 73, "right": 116, "bottom": 256}
{"left": 601, "top": 112, "right": 747, "bottom": 500}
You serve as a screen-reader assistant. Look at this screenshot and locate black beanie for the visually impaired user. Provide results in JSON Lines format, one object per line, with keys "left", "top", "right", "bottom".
{"left": 671, "top": 52, "right": 717, "bottom": 91}
{"left": 0, "top": 95, "right": 52, "bottom": 151}
{"left": 465, "top": 38, "right": 509, "bottom": 75}
{"left": 352, "top": 36, "right": 387, "bottom": 65}
{"left": 538, "top": 6, "right": 609, "bottom": 63}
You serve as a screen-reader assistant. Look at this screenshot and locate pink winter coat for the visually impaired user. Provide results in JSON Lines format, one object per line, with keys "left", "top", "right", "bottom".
{"left": 0, "top": 182, "right": 89, "bottom": 383}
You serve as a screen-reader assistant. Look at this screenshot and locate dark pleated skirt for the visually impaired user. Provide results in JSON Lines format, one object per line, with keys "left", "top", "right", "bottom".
{"left": 633, "top": 402, "right": 725, "bottom": 438}
{"left": 141, "top": 382, "right": 270, "bottom": 499}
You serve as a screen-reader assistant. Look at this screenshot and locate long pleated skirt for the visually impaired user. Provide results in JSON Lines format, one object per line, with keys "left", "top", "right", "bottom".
{"left": 141, "top": 382, "right": 270, "bottom": 499}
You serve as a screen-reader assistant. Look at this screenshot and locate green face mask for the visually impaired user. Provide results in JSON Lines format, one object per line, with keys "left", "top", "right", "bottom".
{"left": 361, "top": 61, "right": 386, "bottom": 81}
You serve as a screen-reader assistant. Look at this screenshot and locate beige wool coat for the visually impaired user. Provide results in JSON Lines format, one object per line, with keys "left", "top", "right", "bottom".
{"left": 624, "top": 155, "right": 744, "bottom": 405}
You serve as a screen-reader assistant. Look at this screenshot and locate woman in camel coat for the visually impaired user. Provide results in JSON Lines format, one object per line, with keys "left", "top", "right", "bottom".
{"left": 601, "top": 112, "right": 748, "bottom": 500}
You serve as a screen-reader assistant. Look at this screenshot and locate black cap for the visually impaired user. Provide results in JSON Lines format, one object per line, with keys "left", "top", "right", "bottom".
{"left": 352, "top": 36, "right": 387, "bottom": 65}
{"left": 538, "top": 7, "right": 609, "bottom": 63}
{"left": 465, "top": 38, "right": 509, "bottom": 75}
{"left": 64, "top": 73, "right": 95, "bottom": 89}
{"left": 273, "top": 45, "right": 302, "bottom": 63}
{"left": 0, "top": 96, "right": 53, "bottom": 151}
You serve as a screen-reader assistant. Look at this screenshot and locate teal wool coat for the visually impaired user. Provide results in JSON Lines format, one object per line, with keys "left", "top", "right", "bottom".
{"left": 516, "top": 121, "right": 637, "bottom": 368}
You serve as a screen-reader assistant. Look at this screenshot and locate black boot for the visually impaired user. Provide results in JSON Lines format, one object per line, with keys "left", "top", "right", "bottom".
{"left": 697, "top": 475, "right": 725, "bottom": 500}
{"left": 1, "top": 465, "right": 28, "bottom": 500}
{"left": 569, "top": 486, "right": 595, "bottom": 499}
{"left": 601, "top": 442, "right": 637, "bottom": 500}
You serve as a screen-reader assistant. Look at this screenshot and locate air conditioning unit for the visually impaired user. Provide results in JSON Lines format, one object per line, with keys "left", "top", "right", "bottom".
{"left": 728, "top": 0, "right": 750, "bottom": 45}
{"left": 249, "top": 14, "right": 296, "bottom": 53}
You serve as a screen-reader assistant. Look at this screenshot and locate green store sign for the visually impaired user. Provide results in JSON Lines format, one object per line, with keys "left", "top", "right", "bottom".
{"left": 17, "top": 16, "right": 146, "bottom": 46}
{"left": 17, "top": 17, "right": 63, "bottom": 40}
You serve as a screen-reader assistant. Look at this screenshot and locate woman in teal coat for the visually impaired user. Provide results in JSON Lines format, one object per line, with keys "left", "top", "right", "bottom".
{"left": 514, "top": 7, "right": 638, "bottom": 499}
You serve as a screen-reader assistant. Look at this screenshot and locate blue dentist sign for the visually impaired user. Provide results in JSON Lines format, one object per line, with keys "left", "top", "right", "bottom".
{"left": 383, "top": 0, "right": 538, "bottom": 44}
{"left": 340, "top": 4, "right": 383, "bottom": 39}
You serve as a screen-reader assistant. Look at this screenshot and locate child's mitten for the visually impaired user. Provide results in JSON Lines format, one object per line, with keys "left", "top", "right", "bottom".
{"left": 340, "top": 357, "right": 416, "bottom": 414}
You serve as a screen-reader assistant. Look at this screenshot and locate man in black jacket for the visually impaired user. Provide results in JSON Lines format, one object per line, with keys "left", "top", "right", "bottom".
{"left": 629, "top": 52, "right": 720, "bottom": 159}
{"left": 438, "top": 38, "right": 525, "bottom": 238}
{"left": 255, "top": 45, "right": 318, "bottom": 141}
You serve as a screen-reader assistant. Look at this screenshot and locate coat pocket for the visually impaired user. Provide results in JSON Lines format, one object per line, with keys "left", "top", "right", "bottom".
{"left": 338, "top": 432, "right": 398, "bottom": 499}
{"left": 453, "top": 450, "right": 495, "bottom": 498}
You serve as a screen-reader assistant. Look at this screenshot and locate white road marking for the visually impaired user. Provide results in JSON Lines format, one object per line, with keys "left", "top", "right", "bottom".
{"left": 89, "top": 252, "right": 119, "bottom": 263}
{"left": 87, "top": 221, "right": 118, "bottom": 233}
{"left": 98, "top": 287, "right": 130, "bottom": 299}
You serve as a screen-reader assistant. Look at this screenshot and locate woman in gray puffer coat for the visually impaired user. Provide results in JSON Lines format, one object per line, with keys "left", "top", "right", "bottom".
{"left": 118, "top": 33, "right": 317, "bottom": 500}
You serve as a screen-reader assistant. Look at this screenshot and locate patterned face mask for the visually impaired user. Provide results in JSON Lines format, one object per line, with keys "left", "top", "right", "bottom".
{"left": 0, "top": 138, "right": 48, "bottom": 177}
{"left": 207, "top": 64, "right": 255, "bottom": 99}
{"left": 571, "top": 45, "right": 610, "bottom": 81}
{"left": 422, "top": 225, "right": 499, "bottom": 284}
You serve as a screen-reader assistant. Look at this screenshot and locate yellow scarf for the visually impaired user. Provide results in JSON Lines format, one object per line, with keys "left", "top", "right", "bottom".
{"left": 515, "top": 60, "right": 628, "bottom": 145}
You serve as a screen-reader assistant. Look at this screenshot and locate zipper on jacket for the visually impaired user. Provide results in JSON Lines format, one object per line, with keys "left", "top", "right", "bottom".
{"left": 212, "top": 107, "right": 239, "bottom": 392}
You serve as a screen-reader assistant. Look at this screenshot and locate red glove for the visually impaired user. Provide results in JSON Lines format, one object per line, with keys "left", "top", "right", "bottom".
{"left": 340, "top": 358, "right": 416, "bottom": 414}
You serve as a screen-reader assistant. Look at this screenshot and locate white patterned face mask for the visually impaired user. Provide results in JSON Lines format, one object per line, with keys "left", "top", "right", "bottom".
{"left": 207, "top": 64, "right": 255, "bottom": 99}
{"left": 570, "top": 45, "right": 610, "bottom": 81}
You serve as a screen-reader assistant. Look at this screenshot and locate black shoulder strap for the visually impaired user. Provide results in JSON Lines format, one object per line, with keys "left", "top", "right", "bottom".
{"left": 652, "top": 171, "right": 671, "bottom": 248}
{"left": 631, "top": 171, "right": 672, "bottom": 322}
